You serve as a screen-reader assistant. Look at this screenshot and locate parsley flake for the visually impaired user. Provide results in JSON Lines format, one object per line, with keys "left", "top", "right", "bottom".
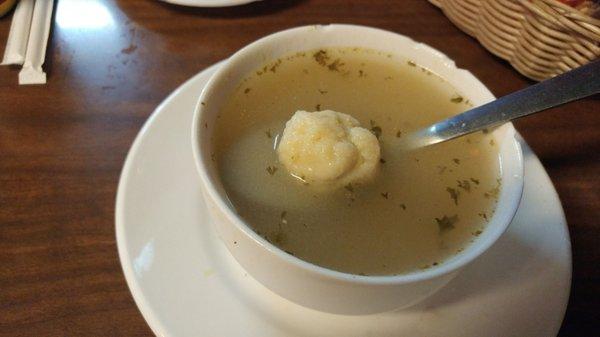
{"left": 446, "top": 187, "right": 460, "bottom": 205}
{"left": 436, "top": 215, "right": 458, "bottom": 232}
{"left": 450, "top": 95, "right": 464, "bottom": 103}
{"left": 266, "top": 166, "right": 278, "bottom": 175}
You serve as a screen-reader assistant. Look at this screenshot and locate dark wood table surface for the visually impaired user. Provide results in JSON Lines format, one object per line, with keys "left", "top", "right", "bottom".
{"left": 0, "top": 0, "right": 597, "bottom": 335}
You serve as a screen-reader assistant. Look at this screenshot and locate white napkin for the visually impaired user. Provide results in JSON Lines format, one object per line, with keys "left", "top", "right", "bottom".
{"left": 19, "top": 0, "right": 54, "bottom": 85}
{"left": 1, "top": 0, "right": 35, "bottom": 65}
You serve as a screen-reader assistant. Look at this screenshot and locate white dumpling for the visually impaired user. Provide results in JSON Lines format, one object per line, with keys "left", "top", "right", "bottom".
{"left": 277, "top": 110, "right": 380, "bottom": 187}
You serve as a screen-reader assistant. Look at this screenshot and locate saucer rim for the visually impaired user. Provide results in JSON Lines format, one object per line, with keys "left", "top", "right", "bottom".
{"left": 115, "top": 62, "right": 572, "bottom": 337}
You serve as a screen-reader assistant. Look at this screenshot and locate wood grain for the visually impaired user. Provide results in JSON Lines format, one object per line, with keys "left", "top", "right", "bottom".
{"left": 0, "top": 0, "right": 597, "bottom": 335}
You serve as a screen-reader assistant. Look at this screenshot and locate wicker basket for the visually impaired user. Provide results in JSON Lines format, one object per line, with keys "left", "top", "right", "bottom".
{"left": 430, "top": 0, "right": 600, "bottom": 81}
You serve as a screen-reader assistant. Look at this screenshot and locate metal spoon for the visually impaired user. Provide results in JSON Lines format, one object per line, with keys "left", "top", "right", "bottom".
{"left": 405, "top": 59, "right": 600, "bottom": 149}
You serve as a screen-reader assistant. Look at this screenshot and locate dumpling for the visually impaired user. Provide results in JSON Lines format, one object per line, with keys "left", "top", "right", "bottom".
{"left": 277, "top": 110, "right": 380, "bottom": 188}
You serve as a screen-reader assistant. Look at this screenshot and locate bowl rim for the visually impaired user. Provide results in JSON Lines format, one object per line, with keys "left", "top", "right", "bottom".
{"left": 191, "top": 24, "right": 524, "bottom": 286}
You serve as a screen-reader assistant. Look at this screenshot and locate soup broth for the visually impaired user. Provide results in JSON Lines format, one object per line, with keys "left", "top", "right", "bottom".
{"left": 213, "top": 48, "right": 501, "bottom": 275}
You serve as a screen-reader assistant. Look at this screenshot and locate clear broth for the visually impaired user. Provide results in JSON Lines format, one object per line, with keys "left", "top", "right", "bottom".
{"left": 213, "top": 48, "right": 501, "bottom": 275}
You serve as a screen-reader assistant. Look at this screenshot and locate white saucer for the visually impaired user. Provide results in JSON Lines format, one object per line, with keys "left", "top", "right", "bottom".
{"left": 116, "top": 63, "right": 572, "bottom": 337}
{"left": 159, "top": 0, "right": 259, "bottom": 7}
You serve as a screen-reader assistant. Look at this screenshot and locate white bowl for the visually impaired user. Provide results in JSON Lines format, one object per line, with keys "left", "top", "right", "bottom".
{"left": 191, "top": 24, "right": 524, "bottom": 315}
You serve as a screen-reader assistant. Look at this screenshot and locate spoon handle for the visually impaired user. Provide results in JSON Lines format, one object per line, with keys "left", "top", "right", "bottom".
{"left": 411, "top": 59, "right": 600, "bottom": 148}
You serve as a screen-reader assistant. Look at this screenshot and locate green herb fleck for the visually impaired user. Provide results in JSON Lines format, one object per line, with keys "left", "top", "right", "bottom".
{"left": 451, "top": 95, "right": 464, "bottom": 103}
{"left": 269, "top": 59, "right": 282, "bottom": 73}
{"left": 315, "top": 104, "right": 321, "bottom": 111}
{"left": 380, "top": 158, "right": 386, "bottom": 164}
{"left": 284, "top": 250, "right": 295, "bottom": 256}
{"left": 318, "top": 89, "right": 328, "bottom": 94}
{"left": 400, "top": 203, "right": 407, "bottom": 210}
{"left": 344, "top": 183, "right": 354, "bottom": 193}
{"left": 244, "top": 88, "right": 251, "bottom": 94}
{"left": 358, "top": 69, "right": 366, "bottom": 77}
{"left": 446, "top": 187, "right": 460, "bottom": 205}
{"left": 396, "top": 130, "right": 402, "bottom": 138}
{"left": 257, "top": 65, "right": 267, "bottom": 75}
{"left": 313, "top": 50, "right": 329, "bottom": 66}
{"left": 328, "top": 59, "right": 344, "bottom": 72}
{"left": 478, "top": 212, "right": 488, "bottom": 221}
{"left": 484, "top": 186, "right": 500, "bottom": 199}
{"left": 453, "top": 158, "right": 460, "bottom": 164}
{"left": 473, "top": 230, "right": 482, "bottom": 236}
{"left": 266, "top": 166, "right": 278, "bottom": 175}
{"left": 436, "top": 215, "right": 458, "bottom": 232}
{"left": 457, "top": 180, "right": 471, "bottom": 192}
{"left": 484, "top": 179, "right": 501, "bottom": 199}
{"left": 201, "top": 102, "right": 206, "bottom": 106}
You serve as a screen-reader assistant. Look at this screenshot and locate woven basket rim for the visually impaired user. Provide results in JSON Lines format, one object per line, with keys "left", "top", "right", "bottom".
{"left": 430, "top": 0, "right": 599, "bottom": 81}
{"left": 536, "top": 0, "right": 600, "bottom": 26}
{"left": 431, "top": 0, "right": 600, "bottom": 26}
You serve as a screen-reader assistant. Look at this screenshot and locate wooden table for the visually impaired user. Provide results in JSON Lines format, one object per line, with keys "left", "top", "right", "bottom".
{"left": 0, "top": 0, "right": 597, "bottom": 335}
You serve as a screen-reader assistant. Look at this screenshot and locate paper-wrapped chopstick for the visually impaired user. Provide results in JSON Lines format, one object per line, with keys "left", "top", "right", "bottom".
{"left": 19, "top": 0, "right": 54, "bottom": 85}
{"left": 1, "top": 0, "right": 34, "bottom": 66}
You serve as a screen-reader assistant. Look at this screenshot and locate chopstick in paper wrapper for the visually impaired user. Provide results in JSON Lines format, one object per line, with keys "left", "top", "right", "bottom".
{"left": 1, "top": 0, "right": 34, "bottom": 65}
{"left": 19, "top": 0, "right": 54, "bottom": 85}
